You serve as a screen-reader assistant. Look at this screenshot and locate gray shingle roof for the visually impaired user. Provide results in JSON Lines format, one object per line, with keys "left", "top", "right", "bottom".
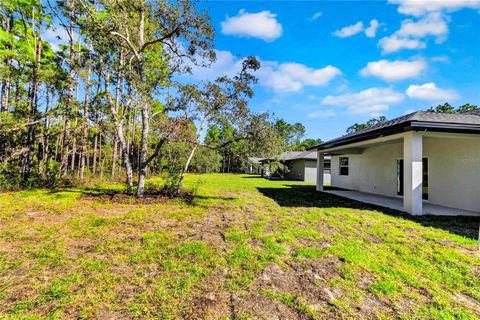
{"left": 258, "top": 151, "right": 306, "bottom": 163}
{"left": 409, "top": 111, "right": 480, "bottom": 124}
{"left": 288, "top": 150, "right": 317, "bottom": 160}
{"left": 309, "top": 111, "right": 480, "bottom": 151}
{"left": 346, "top": 111, "right": 480, "bottom": 138}
{"left": 279, "top": 151, "right": 303, "bottom": 160}
{"left": 464, "top": 109, "right": 480, "bottom": 116}
{"left": 258, "top": 151, "right": 331, "bottom": 163}
{"left": 247, "top": 157, "right": 263, "bottom": 164}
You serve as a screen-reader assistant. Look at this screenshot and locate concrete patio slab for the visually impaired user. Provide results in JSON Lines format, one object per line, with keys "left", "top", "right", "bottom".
{"left": 324, "top": 189, "right": 479, "bottom": 217}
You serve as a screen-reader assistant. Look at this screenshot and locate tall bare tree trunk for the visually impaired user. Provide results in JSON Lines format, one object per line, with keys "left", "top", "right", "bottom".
{"left": 13, "top": 78, "right": 20, "bottom": 109}
{"left": 129, "top": 100, "right": 137, "bottom": 164}
{"left": 98, "top": 133, "right": 102, "bottom": 178}
{"left": 40, "top": 87, "right": 51, "bottom": 175}
{"left": 22, "top": 10, "right": 42, "bottom": 181}
{"left": 92, "top": 133, "right": 97, "bottom": 174}
{"left": 55, "top": 134, "right": 60, "bottom": 162}
{"left": 105, "top": 69, "right": 133, "bottom": 193}
{"left": 100, "top": 155, "right": 105, "bottom": 181}
{"left": 86, "top": 146, "right": 90, "bottom": 169}
{"left": 116, "top": 124, "right": 133, "bottom": 192}
{"left": 136, "top": 101, "right": 149, "bottom": 197}
{"left": 71, "top": 76, "right": 80, "bottom": 172}
{"left": 0, "top": 14, "right": 12, "bottom": 112}
{"left": 0, "top": 13, "right": 13, "bottom": 162}
{"left": 79, "top": 45, "right": 92, "bottom": 179}
{"left": 110, "top": 59, "right": 122, "bottom": 179}
{"left": 112, "top": 136, "right": 118, "bottom": 178}
{"left": 60, "top": 1, "right": 75, "bottom": 177}
{"left": 135, "top": 9, "right": 150, "bottom": 197}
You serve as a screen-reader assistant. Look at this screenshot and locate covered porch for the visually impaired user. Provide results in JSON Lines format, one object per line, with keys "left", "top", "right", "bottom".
{"left": 315, "top": 131, "right": 480, "bottom": 216}
{"left": 324, "top": 189, "right": 479, "bottom": 216}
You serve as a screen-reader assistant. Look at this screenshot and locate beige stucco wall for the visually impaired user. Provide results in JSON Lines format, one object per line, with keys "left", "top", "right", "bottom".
{"left": 304, "top": 160, "right": 317, "bottom": 183}
{"left": 286, "top": 159, "right": 331, "bottom": 183}
{"left": 331, "top": 142, "right": 403, "bottom": 197}
{"left": 424, "top": 136, "right": 480, "bottom": 212}
{"left": 287, "top": 159, "right": 306, "bottom": 181}
{"left": 330, "top": 135, "right": 480, "bottom": 212}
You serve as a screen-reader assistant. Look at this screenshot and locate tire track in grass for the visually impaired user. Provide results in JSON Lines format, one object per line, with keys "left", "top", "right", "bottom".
{"left": 221, "top": 212, "right": 237, "bottom": 320}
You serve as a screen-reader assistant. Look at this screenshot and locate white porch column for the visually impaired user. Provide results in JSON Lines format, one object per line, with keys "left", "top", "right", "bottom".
{"left": 316, "top": 151, "right": 324, "bottom": 191}
{"left": 403, "top": 132, "right": 423, "bottom": 215}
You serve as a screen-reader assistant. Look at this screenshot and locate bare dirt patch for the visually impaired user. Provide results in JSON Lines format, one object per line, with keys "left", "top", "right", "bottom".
{"left": 81, "top": 190, "right": 194, "bottom": 204}
{"left": 232, "top": 258, "right": 345, "bottom": 319}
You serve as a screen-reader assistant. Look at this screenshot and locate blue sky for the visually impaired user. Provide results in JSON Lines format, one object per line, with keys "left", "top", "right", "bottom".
{"left": 192, "top": 0, "right": 480, "bottom": 141}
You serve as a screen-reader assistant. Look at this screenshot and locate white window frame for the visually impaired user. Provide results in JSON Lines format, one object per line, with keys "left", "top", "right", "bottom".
{"left": 339, "top": 157, "right": 349, "bottom": 176}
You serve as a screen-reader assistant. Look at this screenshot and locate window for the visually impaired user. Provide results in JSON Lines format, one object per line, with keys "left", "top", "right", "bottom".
{"left": 339, "top": 157, "right": 349, "bottom": 176}
{"left": 324, "top": 159, "right": 331, "bottom": 174}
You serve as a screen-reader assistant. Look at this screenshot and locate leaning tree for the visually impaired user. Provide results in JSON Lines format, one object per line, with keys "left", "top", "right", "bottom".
{"left": 77, "top": 0, "right": 216, "bottom": 196}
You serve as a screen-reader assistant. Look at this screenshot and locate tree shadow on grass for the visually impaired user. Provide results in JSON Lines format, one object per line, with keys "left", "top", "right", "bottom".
{"left": 194, "top": 195, "right": 236, "bottom": 201}
{"left": 47, "top": 187, "right": 121, "bottom": 197}
{"left": 257, "top": 184, "right": 479, "bottom": 240}
{"left": 47, "top": 188, "right": 236, "bottom": 206}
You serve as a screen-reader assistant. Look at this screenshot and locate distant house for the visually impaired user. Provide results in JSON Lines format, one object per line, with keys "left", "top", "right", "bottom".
{"left": 245, "top": 157, "right": 263, "bottom": 174}
{"left": 309, "top": 111, "right": 480, "bottom": 216}
{"left": 259, "top": 151, "right": 331, "bottom": 183}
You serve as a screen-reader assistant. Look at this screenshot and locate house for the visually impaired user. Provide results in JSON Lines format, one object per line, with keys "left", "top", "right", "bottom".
{"left": 309, "top": 111, "right": 480, "bottom": 216}
{"left": 259, "top": 151, "right": 331, "bottom": 183}
{"left": 245, "top": 157, "right": 263, "bottom": 174}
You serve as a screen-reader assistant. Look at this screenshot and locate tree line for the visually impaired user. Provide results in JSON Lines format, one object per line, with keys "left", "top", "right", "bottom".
{"left": 346, "top": 103, "right": 478, "bottom": 134}
{"left": 0, "top": 0, "right": 319, "bottom": 196}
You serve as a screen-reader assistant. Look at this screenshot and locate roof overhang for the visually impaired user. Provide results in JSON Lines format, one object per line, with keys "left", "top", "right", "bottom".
{"left": 309, "top": 121, "right": 480, "bottom": 152}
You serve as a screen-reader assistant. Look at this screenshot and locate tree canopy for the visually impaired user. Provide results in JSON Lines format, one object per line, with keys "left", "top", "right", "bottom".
{"left": 0, "top": 0, "right": 288, "bottom": 195}
{"left": 0, "top": 0, "right": 332, "bottom": 194}
{"left": 346, "top": 116, "right": 387, "bottom": 134}
{"left": 427, "top": 102, "right": 478, "bottom": 113}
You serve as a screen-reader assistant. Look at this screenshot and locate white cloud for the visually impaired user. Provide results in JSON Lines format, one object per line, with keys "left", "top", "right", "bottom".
{"left": 258, "top": 62, "right": 342, "bottom": 92}
{"left": 188, "top": 50, "right": 244, "bottom": 80}
{"left": 189, "top": 50, "right": 341, "bottom": 93}
{"left": 333, "top": 21, "right": 364, "bottom": 38}
{"left": 388, "top": 0, "right": 480, "bottom": 17}
{"left": 378, "top": 34, "right": 426, "bottom": 54}
{"left": 334, "top": 20, "right": 383, "bottom": 39}
{"left": 377, "top": 13, "right": 447, "bottom": 54}
{"left": 221, "top": 10, "right": 282, "bottom": 42}
{"left": 307, "top": 110, "right": 336, "bottom": 118}
{"left": 310, "top": 12, "right": 323, "bottom": 21}
{"left": 360, "top": 59, "right": 427, "bottom": 81}
{"left": 396, "top": 13, "right": 449, "bottom": 43}
{"left": 322, "top": 87, "right": 405, "bottom": 116}
{"left": 405, "top": 82, "right": 459, "bottom": 100}
{"left": 381, "top": 1, "right": 480, "bottom": 54}
{"left": 365, "top": 19, "right": 380, "bottom": 38}
{"left": 322, "top": 88, "right": 404, "bottom": 116}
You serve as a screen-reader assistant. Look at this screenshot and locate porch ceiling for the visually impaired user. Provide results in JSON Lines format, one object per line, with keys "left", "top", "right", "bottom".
{"left": 320, "top": 133, "right": 404, "bottom": 155}
{"left": 324, "top": 189, "right": 479, "bottom": 217}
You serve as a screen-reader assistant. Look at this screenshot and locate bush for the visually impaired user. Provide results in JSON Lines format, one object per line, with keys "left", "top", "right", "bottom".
{"left": 189, "top": 147, "right": 222, "bottom": 173}
{"left": 0, "top": 162, "right": 22, "bottom": 190}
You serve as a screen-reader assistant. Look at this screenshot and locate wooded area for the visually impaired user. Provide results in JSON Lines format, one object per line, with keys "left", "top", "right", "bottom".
{"left": 0, "top": 0, "right": 319, "bottom": 196}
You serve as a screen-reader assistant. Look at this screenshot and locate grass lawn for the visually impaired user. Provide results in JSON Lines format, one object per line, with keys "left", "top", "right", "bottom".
{"left": 0, "top": 174, "right": 479, "bottom": 319}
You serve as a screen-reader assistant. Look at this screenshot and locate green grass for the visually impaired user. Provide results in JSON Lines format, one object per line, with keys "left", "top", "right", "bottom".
{"left": 0, "top": 174, "right": 479, "bottom": 319}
